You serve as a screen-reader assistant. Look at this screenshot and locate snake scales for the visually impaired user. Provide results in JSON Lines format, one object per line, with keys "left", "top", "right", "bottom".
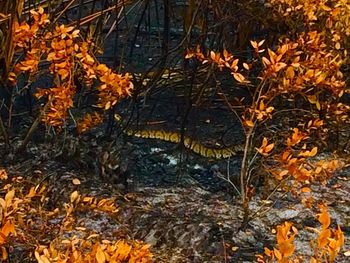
{"left": 116, "top": 116, "right": 243, "bottom": 159}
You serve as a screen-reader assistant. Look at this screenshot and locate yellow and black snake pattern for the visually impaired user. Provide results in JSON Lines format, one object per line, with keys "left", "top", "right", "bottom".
{"left": 116, "top": 116, "right": 243, "bottom": 159}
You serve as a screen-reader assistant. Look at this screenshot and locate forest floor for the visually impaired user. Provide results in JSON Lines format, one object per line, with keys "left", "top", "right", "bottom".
{"left": 2, "top": 130, "right": 350, "bottom": 262}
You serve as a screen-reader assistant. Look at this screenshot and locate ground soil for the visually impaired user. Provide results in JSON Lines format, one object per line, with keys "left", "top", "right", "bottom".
{"left": 1, "top": 116, "right": 349, "bottom": 262}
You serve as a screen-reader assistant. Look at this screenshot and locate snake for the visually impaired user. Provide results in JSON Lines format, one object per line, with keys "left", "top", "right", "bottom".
{"left": 115, "top": 115, "right": 243, "bottom": 159}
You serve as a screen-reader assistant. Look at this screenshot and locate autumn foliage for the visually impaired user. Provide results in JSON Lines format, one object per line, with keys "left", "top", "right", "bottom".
{"left": 0, "top": 169, "right": 152, "bottom": 262}
{"left": 35, "top": 235, "right": 152, "bottom": 263}
{"left": 185, "top": 0, "right": 348, "bottom": 260}
{"left": 10, "top": 7, "right": 132, "bottom": 131}
{"left": 256, "top": 205, "right": 344, "bottom": 262}
{"left": 186, "top": 0, "right": 348, "bottom": 224}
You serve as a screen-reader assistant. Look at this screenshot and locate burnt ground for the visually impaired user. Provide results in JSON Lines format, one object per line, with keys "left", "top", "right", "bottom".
{"left": 1, "top": 130, "right": 350, "bottom": 262}
{"left": 1, "top": 86, "right": 350, "bottom": 262}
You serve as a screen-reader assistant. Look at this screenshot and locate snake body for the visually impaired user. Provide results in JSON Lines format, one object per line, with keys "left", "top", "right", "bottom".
{"left": 123, "top": 128, "right": 243, "bottom": 159}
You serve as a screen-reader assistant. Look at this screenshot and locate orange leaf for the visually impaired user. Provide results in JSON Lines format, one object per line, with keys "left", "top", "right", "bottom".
{"left": 315, "top": 73, "right": 327, "bottom": 84}
{"left": 210, "top": 51, "right": 216, "bottom": 61}
{"left": 301, "top": 187, "right": 311, "bottom": 193}
{"left": 243, "top": 63, "right": 250, "bottom": 70}
{"left": 0, "top": 169, "right": 7, "bottom": 180}
{"left": 230, "top": 59, "right": 239, "bottom": 71}
{"left": 265, "top": 143, "right": 275, "bottom": 153}
{"left": 285, "top": 66, "right": 295, "bottom": 79}
{"left": 70, "top": 191, "right": 80, "bottom": 204}
{"left": 72, "top": 178, "right": 81, "bottom": 185}
{"left": 274, "top": 62, "right": 287, "bottom": 72}
{"left": 318, "top": 205, "right": 331, "bottom": 229}
{"left": 264, "top": 247, "right": 273, "bottom": 257}
{"left": 273, "top": 248, "right": 282, "bottom": 260}
{"left": 5, "top": 189, "right": 15, "bottom": 206}
{"left": 26, "top": 187, "right": 36, "bottom": 198}
{"left": 282, "top": 151, "right": 291, "bottom": 161}
{"left": 244, "top": 120, "right": 254, "bottom": 127}
{"left": 268, "top": 49, "right": 276, "bottom": 62}
{"left": 262, "top": 57, "right": 270, "bottom": 66}
{"left": 105, "top": 101, "right": 111, "bottom": 110}
{"left": 259, "top": 100, "right": 265, "bottom": 111}
{"left": 318, "top": 229, "right": 331, "bottom": 248}
{"left": 250, "top": 40, "right": 258, "bottom": 49}
{"left": 309, "top": 147, "right": 318, "bottom": 157}
{"left": 232, "top": 72, "right": 246, "bottom": 83}
{"left": 96, "top": 246, "right": 106, "bottom": 263}
{"left": 257, "top": 138, "right": 274, "bottom": 156}
{"left": 316, "top": 101, "right": 321, "bottom": 111}
{"left": 1, "top": 247, "right": 8, "bottom": 260}
{"left": 258, "top": 39, "right": 265, "bottom": 47}
{"left": 1, "top": 220, "right": 15, "bottom": 238}
{"left": 279, "top": 241, "right": 295, "bottom": 257}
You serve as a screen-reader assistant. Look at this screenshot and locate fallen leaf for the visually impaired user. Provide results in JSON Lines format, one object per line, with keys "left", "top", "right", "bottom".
{"left": 72, "top": 178, "right": 81, "bottom": 185}
{"left": 70, "top": 191, "right": 80, "bottom": 204}
{"left": 96, "top": 245, "right": 106, "bottom": 263}
{"left": 301, "top": 187, "right": 311, "bottom": 193}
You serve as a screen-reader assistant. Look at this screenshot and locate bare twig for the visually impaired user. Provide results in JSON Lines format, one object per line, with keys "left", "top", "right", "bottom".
{"left": 0, "top": 113, "right": 9, "bottom": 148}
{"left": 17, "top": 99, "right": 52, "bottom": 153}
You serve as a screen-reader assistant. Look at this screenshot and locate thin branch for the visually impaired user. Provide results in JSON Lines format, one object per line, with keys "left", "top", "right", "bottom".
{"left": 17, "top": 99, "right": 52, "bottom": 153}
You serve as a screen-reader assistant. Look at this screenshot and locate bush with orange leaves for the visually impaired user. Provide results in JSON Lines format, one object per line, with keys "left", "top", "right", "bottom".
{"left": 0, "top": 169, "right": 16, "bottom": 260}
{"left": 0, "top": 169, "right": 50, "bottom": 261}
{"left": 265, "top": 122, "right": 342, "bottom": 197}
{"left": 256, "top": 205, "right": 344, "bottom": 263}
{"left": 9, "top": 7, "right": 132, "bottom": 137}
{"left": 0, "top": 169, "right": 153, "bottom": 262}
{"left": 185, "top": 0, "right": 349, "bottom": 225}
